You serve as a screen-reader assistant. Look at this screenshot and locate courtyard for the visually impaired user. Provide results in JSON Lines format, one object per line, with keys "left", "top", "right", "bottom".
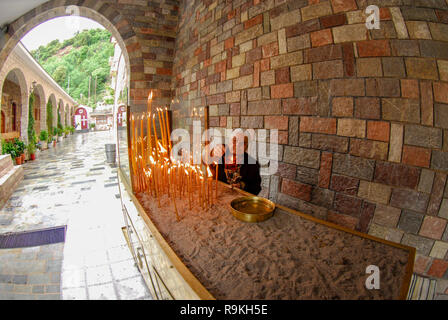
{"left": 0, "top": 131, "right": 150, "bottom": 300}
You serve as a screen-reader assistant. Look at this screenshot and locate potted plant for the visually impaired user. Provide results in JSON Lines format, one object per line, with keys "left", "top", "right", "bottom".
{"left": 69, "top": 126, "right": 75, "bottom": 135}
{"left": 52, "top": 128, "right": 58, "bottom": 146}
{"left": 14, "top": 139, "right": 26, "bottom": 163}
{"left": 90, "top": 123, "right": 96, "bottom": 131}
{"left": 27, "top": 142, "right": 36, "bottom": 161}
{"left": 3, "top": 140, "right": 19, "bottom": 165}
{"left": 39, "top": 130, "right": 48, "bottom": 150}
{"left": 57, "top": 128, "right": 63, "bottom": 142}
{"left": 47, "top": 135, "right": 53, "bottom": 149}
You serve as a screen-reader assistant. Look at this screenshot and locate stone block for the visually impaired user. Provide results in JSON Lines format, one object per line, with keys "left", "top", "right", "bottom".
{"left": 429, "top": 22, "right": 448, "bottom": 41}
{"left": 311, "top": 134, "right": 348, "bottom": 153}
{"left": 329, "top": 79, "right": 365, "bottom": 96}
{"left": 330, "top": 175, "right": 359, "bottom": 196}
{"left": 337, "top": 118, "right": 366, "bottom": 138}
{"left": 357, "top": 201, "right": 376, "bottom": 233}
{"left": 294, "top": 81, "right": 318, "bottom": 97}
{"left": 401, "top": 234, "right": 434, "bottom": 256}
{"left": 330, "top": 0, "right": 357, "bottom": 13}
{"left": 296, "top": 166, "right": 319, "bottom": 185}
{"left": 401, "top": 79, "right": 420, "bottom": 99}
{"left": 405, "top": 57, "right": 439, "bottom": 80}
{"left": 406, "top": 21, "right": 432, "bottom": 39}
{"left": 283, "top": 146, "right": 321, "bottom": 169}
{"left": 356, "top": 58, "right": 383, "bottom": 77}
{"left": 311, "top": 29, "right": 333, "bottom": 47}
{"left": 398, "top": 210, "right": 424, "bottom": 234}
{"left": 287, "top": 34, "right": 311, "bottom": 52}
{"left": 434, "top": 82, "right": 448, "bottom": 104}
{"left": 282, "top": 97, "right": 318, "bottom": 115}
{"left": 235, "top": 24, "right": 263, "bottom": 45}
{"left": 240, "top": 116, "right": 264, "bottom": 129}
{"left": 373, "top": 204, "right": 402, "bottom": 228}
{"left": 435, "top": 104, "right": 448, "bottom": 129}
{"left": 367, "top": 121, "right": 390, "bottom": 142}
{"left": 311, "top": 187, "right": 334, "bottom": 209}
{"left": 401, "top": 6, "right": 438, "bottom": 22}
{"left": 291, "top": 64, "right": 312, "bottom": 82}
{"left": 366, "top": 78, "right": 400, "bottom": 97}
{"left": 382, "top": 57, "right": 406, "bottom": 78}
{"left": 430, "top": 241, "right": 448, "bottom": 259}
{"left": 301, "top": 2, "right": 333, "bottom": 21}
{"left": 318, "top": 152, "right": 333, "bottom": 189}
{"left": 382, "top": 98, "right": 420, "bottom": 123}
{"left": 357, "top": 40, "right": 391, "bottom": 57}
{"left": 271, "top": 9, "right": 302, "bottom": 31}
{"left": 432, "top": 150, "right": 448, "bottom": 171}
{"left": 438, "top": 60, "right": 448, "bottom": 81}
{"left": 264, "top": 116, "right": 288, "bottom": 130}
{"left": 313, "top": 60, "right": 344, "bottom": 79}
{"left": 402, "top": 145, "right": 431, "bottom": 168}
{"left": 427, "top": 259, "right": 448, "bottom": 278}
{"left": 390, "top": 40, "right": 420, "bottom": 56}
{"left": 358, "top": 181, "right": 391, "bottom": 205}
{"left": 427, "top": 173, "right": 447, "bottom": 216}
{"left": 404, "top": 125, "right": 442, "bottom": 149}
{"left": 271, "top": 83, "right": 294, "bottom": 98}
{"left": 262, "top": 42, "right": 279, "bottom": 59}
{"left": 332, "top": 24, "right": 367, "bottom": 43}
{"left": 420, "top": 40, "right": 448, "bottom": 60}
{"left": 260, "top": 70, "right": 275, "bottom": 86}
{"left": 419, "top": 169, "right": 436, "bottom": 194}
{"left": 354, "top": 97, "right": 380, "bottom": 119}
{"left": 333, "top": 153, "right": 375, "bottom": 181}
{"left": 270, "top": 51, "right": 303, "bottom": 69}
{"left": 247, "top": 99, "right": 281, "bottom": 115}
{"left": 439, "top": 199, "right": 448, "bottom": 220}
{"left": 333, "top": 193, "right": 363, "bottom": 217}
{"left": 233, "top": 75, "right": 253, "bottom": 90}
{"left": 375, "top": 162, "right": 420, "bottom": 189}
{"left": 390, "top": 189, "right": 429, "bottom": 213}
{"left": 281, "top": 178, "right": 312, "bottom": 201}
{"left": 300, "top": 117, "right": 337, "bottom": 134}
{"left": 304, "top": 44, "right": 342, "bottom": 63}
{"left": 285, "top": 19, "right": 320, "bottom": 38}
{"left": 332, "top": 97, "right": 353, "bottom": 117}
{"left": 390, "top": 7, "right": 409, "bottom": 39}
{"left": 420, "top": 216, "right": 448, "bottom": 239}
{"left": 350, "top": 139, "right": 388, "bottom": 161}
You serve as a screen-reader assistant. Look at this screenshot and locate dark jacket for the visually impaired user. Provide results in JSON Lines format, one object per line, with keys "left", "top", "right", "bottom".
{"left": 216, "top": 152, "right": 262, "bottom": 196}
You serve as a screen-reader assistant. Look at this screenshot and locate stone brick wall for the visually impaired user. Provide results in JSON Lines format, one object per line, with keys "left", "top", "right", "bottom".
{"left": 172, "top": 0, "right": 448, "bottom": 280}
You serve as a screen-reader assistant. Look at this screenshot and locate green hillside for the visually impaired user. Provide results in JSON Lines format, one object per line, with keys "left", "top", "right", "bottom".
{"left": 31, "top": 28, "right": 115, "bottom": 109}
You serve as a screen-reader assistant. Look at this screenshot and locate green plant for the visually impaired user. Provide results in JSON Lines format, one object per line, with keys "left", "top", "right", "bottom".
{"left": 14, "top": 138, "right": 26, "bottom": 155}
{"left": 2, "top": 141, "right": 18, "bottom": 159}
{"left": 63, "top": 127, "right": 70, "bottom": 135}
{"left": 27, "top": 142, "right": 36, "bottom": 155}
{"left": 39, "top": 130, "right": 48, "bottom": 142}
{"left": 52, "top": 127, "right": 58, "bottom": 137}
{"left": 57, "top": 128, "right": 63, "bottom": 137}
{"left": 28, "top": 92, "right": 36, "bottom": 145}
{"left": 69, "top": 126, "right": 75, "bottom": 133}
{"left": 89, "top": 123, "right": 96, "bottom": 129}
{"left": 47, "top": 135, "right": 53, "bottom": 143}
{"left": 46, "top": 100, "right": 53, "bottom": 135}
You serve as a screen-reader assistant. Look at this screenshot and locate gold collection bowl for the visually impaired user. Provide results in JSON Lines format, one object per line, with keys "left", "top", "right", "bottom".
{"left": 230, "top": 196, "right": 276, "bottom": 223}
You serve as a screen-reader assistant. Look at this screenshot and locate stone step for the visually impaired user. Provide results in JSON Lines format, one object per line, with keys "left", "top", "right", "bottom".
{"left": 0, "top": 155, "right": 14, "bottom": 179}
{"left": 0, "top": 165, "right": 24, "bottom": 209}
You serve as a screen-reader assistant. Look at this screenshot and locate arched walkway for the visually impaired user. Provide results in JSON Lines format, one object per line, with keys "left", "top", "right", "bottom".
{"left": 0, "top": 68, "right": 28, "bottom": 140}
{"left": 0, "top": 2, "right": 138, "bottom": 108}
{"left": 33, "top": 84, "right": 45, "bottom": 136}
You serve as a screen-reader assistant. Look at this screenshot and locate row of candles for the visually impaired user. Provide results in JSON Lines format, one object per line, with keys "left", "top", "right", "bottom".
{"left": 130, "top": 92, "right": 218, "bottom": 221}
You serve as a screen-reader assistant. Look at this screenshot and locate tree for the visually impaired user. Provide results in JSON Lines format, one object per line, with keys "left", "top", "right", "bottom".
{"left": 28, "top": 92, "right": 36, "bottom": 144}
{"left": 46, "top": 100, "right": 53, "bottom": 136}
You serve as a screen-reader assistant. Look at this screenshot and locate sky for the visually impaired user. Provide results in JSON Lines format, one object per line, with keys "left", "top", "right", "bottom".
{"left": 21, "top": 16, "right": 105, "bottom": 51}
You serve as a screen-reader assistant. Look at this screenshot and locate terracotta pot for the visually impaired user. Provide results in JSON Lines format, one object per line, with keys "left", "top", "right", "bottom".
{"left": 30, "top": 154, "right": 36, "bottom": 161}
{"left": 15, "top": 157, "right": 22, "bottom": 165}
{"left": 21, "top": 153, "right": 25, "bottom": 162}
{"left": 53, "top": 140, "right": 57, "bottom": 147}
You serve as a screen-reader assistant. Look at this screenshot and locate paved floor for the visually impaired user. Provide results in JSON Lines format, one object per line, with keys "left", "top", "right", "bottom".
{"left": 0, "top": 131, "right": 151, "bottom": 300}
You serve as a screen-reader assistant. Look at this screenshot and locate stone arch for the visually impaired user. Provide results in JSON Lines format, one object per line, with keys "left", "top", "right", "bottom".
{"left": 65, "top": 104, "right": 69, "bottom": 127}
{"left": 56, "top": 99, "right": 64, "bottom": 129}
{"left": 0, "top": 68, "right": 29, "bottom": 141}
{"left": 33, "top": 84, "right": 45, "bottom": 135}
{"left": 0, "top": 1, "right": 137, "bottom": 108}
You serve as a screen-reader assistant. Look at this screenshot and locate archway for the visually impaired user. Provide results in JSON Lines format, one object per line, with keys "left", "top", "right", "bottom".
{"left": 57, "top": 99, "right": 64, "bottom": 130}
{"left": 0, "top": 68, "right": 28, "bottom": 141}
{"left": 0, "top": 2, "right": 137, "bottom": 109}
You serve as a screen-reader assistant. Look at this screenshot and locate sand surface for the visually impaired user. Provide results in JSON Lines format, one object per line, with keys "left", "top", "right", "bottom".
{"left": 137, "top": 185, "right": 411, "bottom": 300}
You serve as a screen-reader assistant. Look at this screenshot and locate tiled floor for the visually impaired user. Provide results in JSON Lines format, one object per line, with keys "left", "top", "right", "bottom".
{"left": 0, "top": 131, "right": 151, "bottom": 300}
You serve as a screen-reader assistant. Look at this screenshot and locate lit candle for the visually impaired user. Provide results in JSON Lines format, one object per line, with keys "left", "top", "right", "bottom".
{"left": 165, "top": 107, "right": 172, "bottom": 150}
{"left": 152, "top": 114, "right": 159, "bottom": 160}
{"left": 214, "top": 161, "right": 218, "bottom": 201}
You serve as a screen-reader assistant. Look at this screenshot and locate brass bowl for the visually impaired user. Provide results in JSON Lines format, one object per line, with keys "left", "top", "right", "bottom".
{"left": 230, "top": 196, "right": 276, "bottom": 223}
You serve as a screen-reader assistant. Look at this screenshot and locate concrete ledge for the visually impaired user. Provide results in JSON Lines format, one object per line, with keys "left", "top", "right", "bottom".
{"left": 0, "top": 165, "right": 24, "bottom": 209}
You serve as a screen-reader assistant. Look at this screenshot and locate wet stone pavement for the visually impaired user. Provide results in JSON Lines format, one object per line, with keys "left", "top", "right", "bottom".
{"left": 0, "top": 131, "right": 151, "bottom": 300}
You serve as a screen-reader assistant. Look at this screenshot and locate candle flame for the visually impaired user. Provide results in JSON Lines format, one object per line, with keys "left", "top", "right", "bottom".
{"left": 207, "top": 166, "right": 213, "bottom": 178}
{"left": 148, "top": 91, "right": 153, "bottom": 101}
